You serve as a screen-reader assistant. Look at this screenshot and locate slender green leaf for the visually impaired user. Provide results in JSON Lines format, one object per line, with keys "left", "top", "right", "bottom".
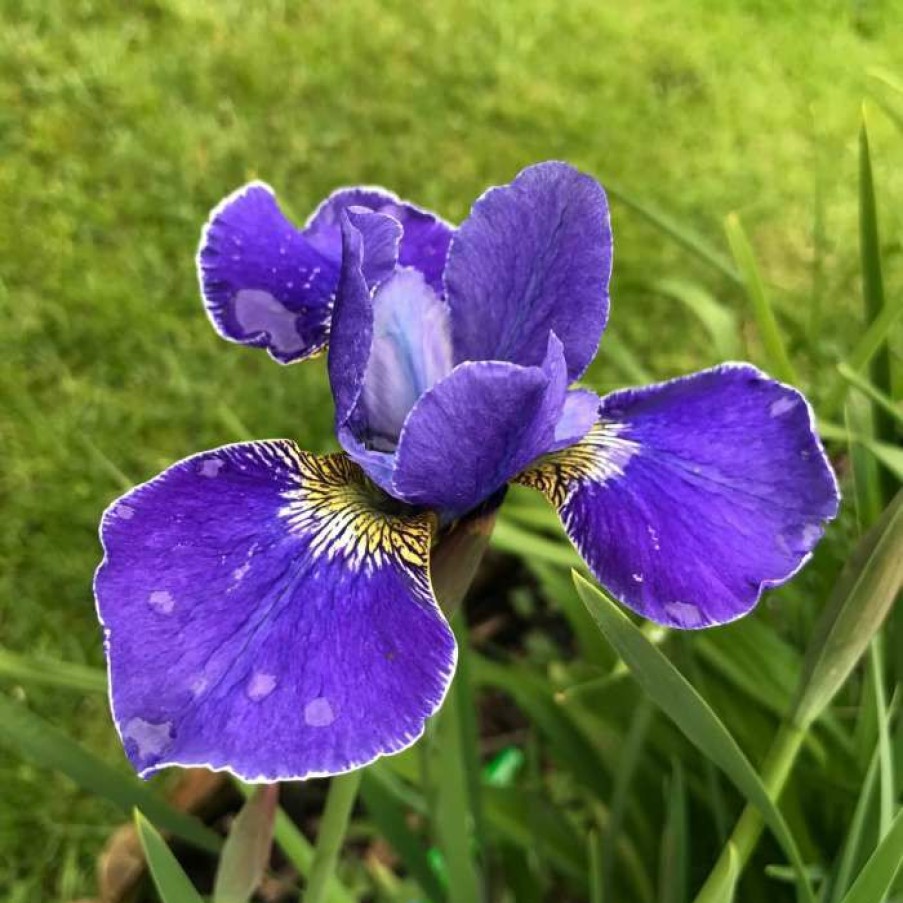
{"left": 820, "top": 421, "right": 903, "bottom": 482}
{"left": 360, "top": 767, "right": 447, "bottom": 903}
{"left": 599, "top": 333, "right": 655, "bottom": 384}
{"left": 589, "top": 828, "right": 604, "bottom": 903}
{"left": 0, "top": 648, "right": 106, "bottom": 694}
{"left": 694, "top": 843, "right": 739, "bottom": 903}
{"left": 658, "top": 762, "right": 688, "bottom": 903}
{"left": 573, "top": 575, "right": 815, "bottom": 902}
{"left": 837, "top": 807, "right": 903, "bottom": 903}
{"left": 305, "top": 770, "right": 362, "bottom": 903}
{"left": 604, "top": 181, "right": 740, "bottom": 284}
{"left": 492, "top": 518, "right": 582, "bottom": 569}
{"left": 867, "top": 643, "right": 894, "bottom": 840}
{"left": 435, "top": 651, "right": 483, "bottom": 903}
{"left": 838, "top": 364, "right": 903, "bottom": 430}
{"left": 236, "top": 783, "right": 356, "bottom": 903}
{"left": 654, "top": 278, "right": 741, "bottom": 359}
{"left": 134, "top": 809, "right": 205, "bottom": 903}
{"left": 793, "top": 491, "right": 903, "bottom": 728}
{"left": 724, "top": 212, "right": 798, "bottom": 384}
{"left": 846, "top": 399, "right": 886, "bottom": 530}
{"left": 603, "top": 699, "right": 654, "bottom": 902}
{"left": 214, "top": 784, "right": 278, "bottom": 903}
{"left": 0, "top": 694, "right": 219, "bottom": 853}
{"left": 858, "top": 112, "right": 896, "bottom": 504}
{"left": 827, "top": 748, "right": 881, "bottom": 903}
{"left": 485, "top": 786, "right": 589, "bottom": 888}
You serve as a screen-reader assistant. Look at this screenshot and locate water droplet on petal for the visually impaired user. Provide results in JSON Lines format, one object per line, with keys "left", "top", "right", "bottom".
{"left": 232, "top": 563, "right": 250, "bottom": 582}
{"left": 148, "top": 590, "right": 175, "bottom": 614}
{"left": 632, "top": 573, "right": 644, "bottom": 583}
{"left": 304, "top": 696, "right": 335, "bottom": 727}
{"left": 247, "top": 672, "right": 277, "bottom": 701}
{"left": 118, "top": 504, "right": 135, "bottom": 520}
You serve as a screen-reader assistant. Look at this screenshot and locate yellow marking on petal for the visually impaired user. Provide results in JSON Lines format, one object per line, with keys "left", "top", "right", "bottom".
{"left": 275, "top": 446, "right": 435, "bottom": 578}
{"left": 515, "top": 421, "right": 640, "bottom": 507}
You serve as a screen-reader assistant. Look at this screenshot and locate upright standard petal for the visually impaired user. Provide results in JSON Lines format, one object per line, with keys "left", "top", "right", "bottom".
{"left": 199, "top": 183, "right": 452, "bottom": 364}
{"left": 444, "top": 161, "right": 612, "bottom": 380}
{"left": 392, "top": 335, "right": 571, "bottom": 517}
{"left": 517, "top": 364, "right": 839, "bottom": 628}
{"left": 95, "top": 442, "right": 455, "bottom": 781}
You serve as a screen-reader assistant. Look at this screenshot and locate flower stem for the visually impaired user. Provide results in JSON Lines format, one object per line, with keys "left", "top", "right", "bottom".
{"left": 304, "top": 769, "right": 363, "bottom": 903}
{"left": 693, "top": 720, "right": 807, "bottom": 902}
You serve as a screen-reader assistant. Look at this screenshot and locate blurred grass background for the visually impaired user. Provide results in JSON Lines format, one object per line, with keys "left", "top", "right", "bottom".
{"left": 1, "top": 0, "right": 901, "bottom": 898}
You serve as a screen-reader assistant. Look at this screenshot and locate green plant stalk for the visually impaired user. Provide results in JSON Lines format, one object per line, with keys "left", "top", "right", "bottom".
{"left": 304, "top": 769, "right": 364, "bottom": 903}
{"left": 694, "top": 721, "right": 806, "bottom": 900}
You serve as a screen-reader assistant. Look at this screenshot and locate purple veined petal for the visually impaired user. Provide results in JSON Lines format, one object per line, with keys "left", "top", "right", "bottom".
{"left": 198, "top": 183, "right": 452, "bottom": 364}
{"left": 304, "top": 187, "right": 454, "bottom": 292}
{"left": 391, "top": 334, "right": 570, "bottom": 517}
{"left": 94, "top": 442, "right": 455, "bottom": 781}
{"left": 327, "top": 209, "right": 402, "bottom": 427}
{"left": 516, "top": 363, "right": 840, "bottom": 629}
{"left": 198, "top": 182, "right": 338, "bottom": 364}
{"left": 445, "top": 161, "right": 612, "bottom": 381}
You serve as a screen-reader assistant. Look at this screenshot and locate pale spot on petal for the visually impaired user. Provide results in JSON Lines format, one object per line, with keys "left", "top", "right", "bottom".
{"left": 769, "top": 397, "right": 797, "bottom": 417}
{"left": 147, "top": 590, "right": 175, "bottom": 614}
{"left": 199, "top": 458, "right": 224, "bottom": 478}
{"left": 247, "top": 672, "right": 277, "bottom": 701}
{"left": 304, "top": 696, "right": 335, "bottom": 727}
{"left": 234, "top": 288, "right": 305, "bottom": 355}
{"left": 665, "top": 602, "right": 702, "bottom": 627}
{"left": 124, "top": 717, "right": 172, "bottom": 759}
{"left": 118, "top": 505, "right": 135, "bottom": 520}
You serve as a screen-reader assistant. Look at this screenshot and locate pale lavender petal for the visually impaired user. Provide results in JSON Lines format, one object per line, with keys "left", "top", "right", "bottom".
{"left": 553, "top": 388, "right": 599, "bottom": 450}
{"left": 445, "top": 161, "right": 612, "bottom": 380}
{"left": 94, "top": 442, "right": 454, "bottom": 781}
{"left": 362, "top": 268, "right": 454, "bottom": 449}
{"left": 518, "top": 364, "right": 840, "bottom": 628}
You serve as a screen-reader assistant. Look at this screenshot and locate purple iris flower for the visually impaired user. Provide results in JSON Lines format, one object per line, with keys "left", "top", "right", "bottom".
{"left": 94, "top": 162, "right": 839, "bottom": 782}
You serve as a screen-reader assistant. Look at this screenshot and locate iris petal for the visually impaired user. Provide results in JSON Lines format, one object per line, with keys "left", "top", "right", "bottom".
{"left": 362, "top": 268, "right": 454, "bottom": 449}
{"left": 444, "top": 161, "right": 612, "bottom": 380}
{"left": 198, "top": 183, "right": 452, "bottom": 364}
{"left": 391, "top": 334, "right": 571, "bottom": 517}
{"left": 199, "top": 183, "right": 336, "bottom": 364}
{"left": 517, "top": 364, "right": 839, "bottom": 628}
{"left": 94, "top": 442, "right": 455, "bottom": 781}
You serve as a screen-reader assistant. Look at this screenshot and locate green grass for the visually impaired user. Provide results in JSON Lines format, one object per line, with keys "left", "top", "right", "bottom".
{"left": 0, "top": 0, "right": 901, "bottom": 898}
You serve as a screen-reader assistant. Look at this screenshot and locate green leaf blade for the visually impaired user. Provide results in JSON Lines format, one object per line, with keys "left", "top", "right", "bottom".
{"left": 135, "top": 809, "right": 206, "bottom": 903}
{"left": 572, "top": 574, "right": 815, "bottom": 902}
